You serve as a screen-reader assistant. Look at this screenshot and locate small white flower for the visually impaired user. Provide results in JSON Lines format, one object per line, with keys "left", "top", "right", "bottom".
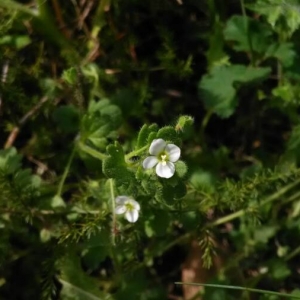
{"left": 115, "top": 196, "right": 140, "bottom": 223}
{"left": 142, "top": 138, "right": 181, "bottom": 178}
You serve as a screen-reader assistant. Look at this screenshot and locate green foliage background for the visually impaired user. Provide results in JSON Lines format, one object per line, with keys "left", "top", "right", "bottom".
{"left": 1, "top": 0, "right": 300, "bottom": 299}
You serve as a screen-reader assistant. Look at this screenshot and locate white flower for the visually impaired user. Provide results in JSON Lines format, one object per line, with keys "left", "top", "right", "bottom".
{"left": 142, "top": 138, "right": 181, "bottom": 178}
{"left": 115, "top": 196, "right": 140, "bottom": 223}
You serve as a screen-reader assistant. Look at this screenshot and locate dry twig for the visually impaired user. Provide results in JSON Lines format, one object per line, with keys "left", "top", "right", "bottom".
{"left": 4, "top": 96, "right": 49, "bottom": 149}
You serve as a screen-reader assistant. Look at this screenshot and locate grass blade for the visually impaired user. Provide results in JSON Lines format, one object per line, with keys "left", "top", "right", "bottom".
{"left": 175, "top": 282, "right": 300, "bottom": 299}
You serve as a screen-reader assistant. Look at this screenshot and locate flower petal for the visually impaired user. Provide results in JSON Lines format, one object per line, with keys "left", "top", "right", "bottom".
{"left": 165, "top": 144, "right": 181, "bottom": 162}
{"left": 143, "top": 156, "right": 158, "bottom": 169}
{"left": 125, "top": 209, "right": 139, "bottom": 223}
{"left": 156, "top": 162, "right": 175, "bottom": 178}
{"left": 126, "top": 199, "right": 140, "bottom": 211}
{"left": 115, "top": 196, "right": 128, "bottom": 205}
{"left": 149, "top": 139, "right": 166, "bottom": 155}
{"left": 115, "top": 205, "right": 126, "bottom": 214}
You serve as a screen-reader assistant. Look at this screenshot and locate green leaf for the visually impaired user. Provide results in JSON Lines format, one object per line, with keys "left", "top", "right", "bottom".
{"left": 14, "top": 169, "right": 40, "bottom": 191}
{"left": 206, "top": 19, "right": 226, "bottom": 68}
{"left": 144, "top": 210, "right": 170, "bottom": 237}
{"left": 253, "top": 226, "right": 278, "bottom": 243}
{"left": 173, "top": 181, "right": 187, "bottom": 199}
{"left": 285, "top": 6, "right": 300, "bottom": 34}
{"left": 62, "top": 67, "right": 78, "bottom": 85}
{"left": 81, "top": 99, "right": 122, "bottom": 150}
{"left": 190, "top": 169, "right": 216, "bottom": 192}
{"left": 136, "top": 124, "right": 158, "bottom": 148}
{"left": 0, "top": 0, "right": 38, "bottom": 16}
{"left": 268, "top": 259, "right": 291, "bottom": 280}
{"left": 199, "top": 65, "right": 271, "bottom": 117}
{"left": 292, "top": 200, "right": 300, "bottom": 218}
{"left": 102, "top": 143, "right": 134, "bottom": 186}
{"left": 142, "top": 177, "right": 162, "bottom": 196}
{"left": 175, "top": 115, "right": 194, "bottom": 133}
{"left": 286, "top": 125, "right": 300, "bottom": 162}
{"left": 175, "top": 160, "right": 188, "bottom": 178}
{"left": 59, "top": 254, "right": 112, "bottom": 300}
{"left": 40, "top": 228, "right": 52, "bottom": 243}
{"left": 51, "top": 195, "right": 66, "bottom": 208}
{"left": 265, "top": 43, "right": 296, "bottom": 67}
{"left": 115, "top": 270, "right": 166, "bottom": 300}
{"left": 157, "top": 126, "right": 180, "bottom": 145}
{"left": 0, "top": 147, "right": 22, "bottom": 174}
{"left": 247, "top": 0, "right": 283, "bottom": 27}
{"left": 87, "top": 137, "right": 108, "bottom": 150}
{"left": 0, "top": 35, "right": 31, "bottom": 49}
{"left": 224, "top": 15, "right": 272, "bottom": 54}
{"left": 291, "top": 290, "right": 300, "bottom": 297}
{"left": 248, "top": 0, "right": 300, "bottom": 35}
{"left": 179, "top": 211, "right": 198, "bottom": 230}
{"left": 82, "top": 231, "right": 110, "bottom": 270}
{"left": 161, "top": 181, "right": 186, "bottom": 204}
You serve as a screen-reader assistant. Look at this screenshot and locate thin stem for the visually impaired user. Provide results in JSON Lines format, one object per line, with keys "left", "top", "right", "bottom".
{"left": 277, "top": 29, "right": 285, "bottom": 86}
{"left": 125, "top": 145, "right": 148, "bottom": 161}
{"left": 285, "top": 245, "right": 300, "bottom": 261}
{"left": 57, "top": 148, "right": 76, "bottom": 196}
{"left": 201, "top": 109, "right": 213, "bottom": 130}
{"left": 0, "top": 207, "right": 102, "bottom": 217}
{"left": 209, "top": 178, "right": 300, "bottom": 227}
{"left": 108, "top": 178, "right": 122, "bottom": 281}
{"left": 4, "top": 96, "right": 49, "bottom": 149}
{"left": 109, "top": 242, "right": 122, "bottom": 284}
{"left": 240, "top": 0, "right": 254, "bottom": 65}
{"left": 59, "top": 279, "right": 103, "bottom": 300}
{"left": 109, "top": 178, "right": 116, "bottom": 246}
{"left": 162, "top": 232, "right": 192, "bottom": 254}
{"left": 209, "top": 210, "right": 244, "bottom": 227}
{"left": 175, "top": 283, "right": 300, "bottom": 299}
{"left": 78, "top": 141, "right": 108, "bottom": 160}
{"left": 200, "top": 109, "right": 213, "bottom": 149}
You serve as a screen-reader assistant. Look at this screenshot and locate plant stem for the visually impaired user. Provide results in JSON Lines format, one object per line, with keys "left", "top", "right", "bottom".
{"left": 285, "top": 245, "right": 300, "bottom": 261}
{"left": 201, "top": 109, "right": 213, "bottom": 130}
{"left": 200, "top": 109, "right": 213, "bottom": 149}
{"left": 209, "top": 178, "right": 300, "bottom": 227}
{"left": 175, "top": 283, "right": 300, "bottom": 299}
{"left": 125, "top": 145, "right": 148, "bottom": 161}
{"left": 210, "top": 210, "right": 244, "bottom": 226}
{"left": 109, "top": 178, "right": 116, "bottom": 246}
{"left": 78, "top": 141, "right": 108, "bottom": 160}
{"left": 240, "top": 0, "right": 254, "bottom": 65}
{"left": 108, "top": 178, "right": 122, "bottom": 281}
{"left": 57, "top": 148, "right": 76, "bottom": 196}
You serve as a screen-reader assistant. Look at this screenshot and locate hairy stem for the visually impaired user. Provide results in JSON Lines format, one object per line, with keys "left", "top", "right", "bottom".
{"left": 175, "top": 283, "right": 300, "bottom": 299}
{"left": 209, "top": 178, "right": 300, "bottom": 227}
{"left": 57, "top": 148, "right": 76, "bottom": 196}
{"left": 78, "top": 141, "right": 108, "bottom": 160}
{"left": 125, "top": 145, "right": 148, "bottom": 161}
{"left": 109, "top": 178, "right": 116, "bottom": 246}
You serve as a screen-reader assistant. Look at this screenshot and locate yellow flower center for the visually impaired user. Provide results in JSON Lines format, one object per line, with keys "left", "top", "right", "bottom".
{"left": 125, "top": 202, "right": 134, "bottom": 211}
{"left": 158, "top": 150, "right": 170, "bottom": 166}
{"left": 160, "top": 153, "right": 168, "bottom": 166}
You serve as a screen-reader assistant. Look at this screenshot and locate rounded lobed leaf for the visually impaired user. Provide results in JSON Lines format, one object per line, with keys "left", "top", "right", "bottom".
{"left": 175, "top": 160, "right": 188, "bottom": 178}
